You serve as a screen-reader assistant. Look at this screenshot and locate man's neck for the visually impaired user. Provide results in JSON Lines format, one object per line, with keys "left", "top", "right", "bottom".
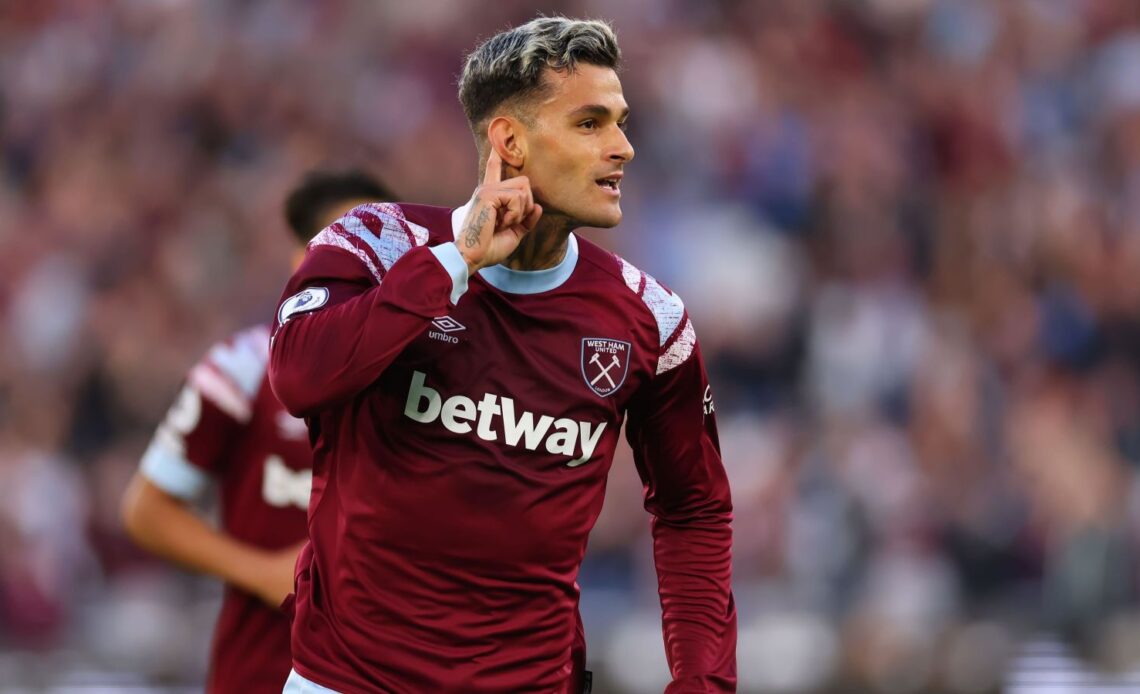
{"left": 503, "top": 214, "right": 575, "bottom": 271}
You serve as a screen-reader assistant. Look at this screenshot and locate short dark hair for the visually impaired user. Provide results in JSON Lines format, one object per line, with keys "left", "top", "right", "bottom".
{"left": 284, "top": 170, "right": 395, "bottom": 243}
{"left": 458, "top": 17, "right": 621, "bottom": 135}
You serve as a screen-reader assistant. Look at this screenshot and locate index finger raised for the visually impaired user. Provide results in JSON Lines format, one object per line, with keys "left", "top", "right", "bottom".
{"left": 484, "top": 148, "right": 503, "bottom": 185}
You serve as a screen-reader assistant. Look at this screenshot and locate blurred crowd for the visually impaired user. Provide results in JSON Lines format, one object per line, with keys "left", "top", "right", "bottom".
{"left": 4, "top": 0, "right": 1140, "bottom": 692}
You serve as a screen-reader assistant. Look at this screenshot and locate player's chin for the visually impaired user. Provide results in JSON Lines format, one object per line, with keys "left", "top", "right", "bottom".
{"left": 582, "top": 203, "right": 623, "bottom": 228}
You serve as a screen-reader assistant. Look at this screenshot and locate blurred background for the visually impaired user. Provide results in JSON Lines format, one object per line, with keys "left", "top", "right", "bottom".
{"left": 4, "top": 0, "right": 1140, "bottom": 692}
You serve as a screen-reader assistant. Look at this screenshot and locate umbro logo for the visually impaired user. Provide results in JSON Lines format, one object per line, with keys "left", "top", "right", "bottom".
{"left": 429, "top": 316, "right": 465, "bottom": 344}
{"left": 432, "top": 316, "right": 466, "bottom": 333}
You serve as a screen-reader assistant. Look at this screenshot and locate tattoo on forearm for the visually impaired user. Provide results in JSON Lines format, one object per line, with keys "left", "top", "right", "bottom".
{"left": 464, "top": 205, "right": 491, "bottom": 249}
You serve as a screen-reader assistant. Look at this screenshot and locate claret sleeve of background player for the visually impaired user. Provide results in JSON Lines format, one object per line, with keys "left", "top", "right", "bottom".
{"left": 267, "top": 243, "right": 455, "bottom": 417}
{"left": 137, "top": 336, "right": 255, "bottom": 501}
{"left": 624, "top": 330, "right": 738, "bottom": 692}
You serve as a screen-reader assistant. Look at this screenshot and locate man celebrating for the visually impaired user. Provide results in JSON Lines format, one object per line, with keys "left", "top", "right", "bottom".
{"left": 271, "top": 17, "right": 736, "bottom": 693}
{"left": 120, "top": 170, "right": 394, "bottom": 694}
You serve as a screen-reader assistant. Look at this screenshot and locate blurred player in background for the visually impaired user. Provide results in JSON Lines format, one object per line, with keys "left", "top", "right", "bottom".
{"left": 119, "top": 170, "right": 394, "bottom": 694}
{"left": 270, "top": 17, "right": 735, "bottom": 694}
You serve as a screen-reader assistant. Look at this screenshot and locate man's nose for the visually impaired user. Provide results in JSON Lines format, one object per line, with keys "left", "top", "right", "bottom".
{"left": 610, "top": 129, "right": 634, "bottom": 163}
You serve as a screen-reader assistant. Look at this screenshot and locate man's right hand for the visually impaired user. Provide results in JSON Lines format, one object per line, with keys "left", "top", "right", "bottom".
{"left": 120, "top": 474, "right": 306, "bottom": 609}
{"left": 456, "top": 149, "right": 543, "bottom": 273}
{"left": 250, "top": 541, "right": 305, "bottom": 608}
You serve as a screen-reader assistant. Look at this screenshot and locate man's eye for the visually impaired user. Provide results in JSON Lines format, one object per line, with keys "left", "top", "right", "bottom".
{"left": 618, "top": 120, "right": 629, "bottom": 132}
{"left": 579, "top": 120, "right": 597, "bottom": 130}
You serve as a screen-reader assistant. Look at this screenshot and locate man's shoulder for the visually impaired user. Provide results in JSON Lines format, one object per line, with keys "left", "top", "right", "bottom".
{"left": 574, "top": 235, "right": 626, "bottom": 284}
{"left": 188, "top": 323, "right": 272, "bottom": 423}
{"left": 207, "top": 324, "right": 272, "bottom": 385}
{"left": 394, "top": 202, "right": 454, "bottom": 236}
{"left": 576, "top": 237, "right": 686, "bottom": 350}
{"left": 307, "top": 202, "right": 453, "bottom": 283}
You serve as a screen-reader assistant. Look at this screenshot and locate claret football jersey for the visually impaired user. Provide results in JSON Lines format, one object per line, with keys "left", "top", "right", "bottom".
{"left": 140, "top": 324, "right": 313, "bottom": 693}
{"left": 270, "top": 202, "right": 736, "bottom": 693}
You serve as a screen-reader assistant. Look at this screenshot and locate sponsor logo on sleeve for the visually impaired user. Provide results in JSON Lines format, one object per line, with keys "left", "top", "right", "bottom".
{"left": 278, "top": 287, "right": 330, "bottom": 324}
{"left": 581, "top": 338, "right": 631, "bottom": 397}
{"left": 703, "top": 385, "right": 715, "bottom": 416}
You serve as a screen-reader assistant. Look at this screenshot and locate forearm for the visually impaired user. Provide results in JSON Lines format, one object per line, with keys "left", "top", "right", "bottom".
{"left": 654, "top": 516, "right": 737, "bottom": 692}
{"left": 120, "top": 476, "right": 274, "bottom": 595}
{"left": 626, "top": 341, "right": 737, "bottom": 690}
{"left": 269, "top": 287, "right": 435, "bottom": 416}
{"left": 270, "top": 245, "right": 465, "bottom": 416}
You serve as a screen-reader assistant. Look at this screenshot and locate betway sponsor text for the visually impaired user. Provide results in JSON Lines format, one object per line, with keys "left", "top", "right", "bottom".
{"left": 404, "top": 371, "right": 605, "bottom": 467}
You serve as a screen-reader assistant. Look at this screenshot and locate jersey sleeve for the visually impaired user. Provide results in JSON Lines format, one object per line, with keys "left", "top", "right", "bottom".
{"left": 625, "top": 290, "right": 737, "bottom": 692}
{"left": 268, "top": 204, "right": 469, "bottom": 417}
{"left": 139, "top": 327, "right": 270, "bottom": 500}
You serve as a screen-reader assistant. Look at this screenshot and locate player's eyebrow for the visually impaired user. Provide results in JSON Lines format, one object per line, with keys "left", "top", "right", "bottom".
{"left": 569, "top": 104, "right": 630, "bottom": 121}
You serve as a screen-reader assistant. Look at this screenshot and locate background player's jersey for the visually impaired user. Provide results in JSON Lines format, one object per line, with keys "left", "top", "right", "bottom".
{"left": 270, "top": 203, "right": 736, "bottom": 693}
{"left": 139, "top": 324, "right": 312, "bottom": 694}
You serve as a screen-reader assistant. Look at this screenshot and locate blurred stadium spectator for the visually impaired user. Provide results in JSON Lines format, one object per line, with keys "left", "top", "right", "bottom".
{"left": 4, "top": 0, "right": 1140, "bottom": 692}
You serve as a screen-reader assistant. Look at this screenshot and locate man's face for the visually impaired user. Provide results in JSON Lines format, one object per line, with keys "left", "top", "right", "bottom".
{"left": 519, "top": 64, "right": 634, "bottom": 229}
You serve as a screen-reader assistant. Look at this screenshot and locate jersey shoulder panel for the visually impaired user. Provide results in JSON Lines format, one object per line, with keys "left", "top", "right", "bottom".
{"left": 307, "top": 202, "right": 436, "bottom": 284}
{"left": 190, "top": 324, "right": 272, "bottom": 423}
{"left": 394, "top": 203, "right": 455, "bottom": 246}
{"left": 578, "top": 239, "right": 695, "bottom": 375}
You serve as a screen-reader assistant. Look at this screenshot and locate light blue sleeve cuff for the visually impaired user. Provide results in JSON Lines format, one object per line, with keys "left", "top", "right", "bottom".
{"left": 139, "top": 431, "right": 210, "bottom": 501}
{"left": 429, "top": 243, "right": 470, "bottom": 305}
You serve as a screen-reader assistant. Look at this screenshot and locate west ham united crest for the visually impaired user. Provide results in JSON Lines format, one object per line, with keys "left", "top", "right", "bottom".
{"left": 581, "top": 338, "right": 631, "bottom": 397}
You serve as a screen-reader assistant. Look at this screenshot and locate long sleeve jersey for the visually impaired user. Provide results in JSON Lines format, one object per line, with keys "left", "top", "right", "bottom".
{"left": 269, "top": 201, "right": 736, "bottom": 693}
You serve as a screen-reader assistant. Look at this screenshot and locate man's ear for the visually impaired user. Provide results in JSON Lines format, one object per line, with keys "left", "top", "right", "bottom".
{"left": 486, "top": 116, "right": 526, "bottom": 171}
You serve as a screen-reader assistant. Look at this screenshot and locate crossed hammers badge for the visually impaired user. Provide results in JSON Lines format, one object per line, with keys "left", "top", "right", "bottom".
{"left": 581, "top": 338, "right": 632, "bottom": 397}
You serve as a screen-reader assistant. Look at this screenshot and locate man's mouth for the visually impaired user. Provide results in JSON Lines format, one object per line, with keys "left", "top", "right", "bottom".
{"left": 596, "top": 174, "right": 622, "bottom": 194}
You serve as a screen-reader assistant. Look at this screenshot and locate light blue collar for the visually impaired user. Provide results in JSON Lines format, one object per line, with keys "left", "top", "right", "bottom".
{"left": 450, "top": 201, "right": 578, "bottom": 295}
